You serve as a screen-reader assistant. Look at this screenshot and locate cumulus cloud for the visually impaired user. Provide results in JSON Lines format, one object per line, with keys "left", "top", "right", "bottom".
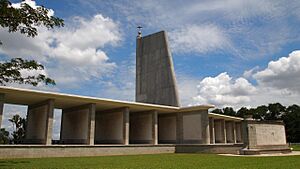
{"left": 192, "top": 50, "right": 300, "bottom": 109}
{"left": 254, "top": 50, "right": 300, "bottom": 93}
{"left": 0, "top": 14, "right": 121, "bottom": 86}
{"left": 192, "top": 72, "right": 256, "bottom": 108}
{"left": 169, "top": 25, "right": 231, "bottom": 54}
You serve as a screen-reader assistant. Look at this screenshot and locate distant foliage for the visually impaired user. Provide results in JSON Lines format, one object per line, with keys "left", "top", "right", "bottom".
{"left": 212, "top": 103, "right": 300, "bottom": 143}
{"left": 0, "top": 58, "right": 55, "bottom": 86}
{"left": 0, "top": 128, "right": 9, "bottom": 144}
{"left": 9, "top": 114, "right": 26, "bottom": 144}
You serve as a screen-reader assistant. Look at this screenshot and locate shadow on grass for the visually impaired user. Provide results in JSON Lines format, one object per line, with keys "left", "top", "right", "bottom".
{"left": 0, "top": 160, "right": 30, "bottom": 167}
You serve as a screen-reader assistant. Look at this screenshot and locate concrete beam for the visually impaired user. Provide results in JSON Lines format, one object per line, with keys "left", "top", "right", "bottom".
{"left": 0, "top": 93, "right": 4, "bottom": 129}
{"left": 25, "top": 99, "right": 54, "bottom": 145}
{"left": 60, "top": 104, "right": 95, "bottom": 145}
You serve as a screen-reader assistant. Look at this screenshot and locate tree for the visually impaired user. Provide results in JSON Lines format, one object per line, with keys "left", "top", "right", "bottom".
{"left": 0, "top": 128, "right": 10, "bottom": 144}
{"left": 282, "top": 104, "right": 300, "bottom": 143}
{"left": 9, "top": 114, "right": 26, "bottom": 144}
{"left": 266, "top": 103, "right": 285, "bottom": 120}
{"left": 0, "top": 0, "right": 64, "bottom": 86}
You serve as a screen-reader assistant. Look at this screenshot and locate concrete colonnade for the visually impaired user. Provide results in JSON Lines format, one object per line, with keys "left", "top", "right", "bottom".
{"left": 210, "top": 118, "right": 243, "bottom": 144}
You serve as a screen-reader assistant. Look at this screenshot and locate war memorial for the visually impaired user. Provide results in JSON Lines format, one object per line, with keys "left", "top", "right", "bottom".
{"left": 0, "top": 31, "right": 291, "bottom": 158}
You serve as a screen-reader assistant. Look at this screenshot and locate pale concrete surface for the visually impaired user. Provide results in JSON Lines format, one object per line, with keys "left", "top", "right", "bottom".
{"left": 60, "top": 104, "right": 95, "bottom": 144}
{"left": 26, "top": 99, "right": 54, "bottom": 145}
{"left": 130, "top": 112, "right": 153, "bottom": 144}
{"left": 158, "top": 114, "right": 177, "bottom": 143}
{"left": 0, "top": 145, "right": 176, "bottom": 159}
{"left": 220, "top": 151, "right": 300, "bottom": 157}
{"left": 95, "top": 109, "right": 124, "bottom": 144}
{"left": 214, "top": 120, "right": 225, "bottom": 143}
{"left": 152, "top": 111, "right": 158, "bottom": 145}
{"left": 235, "top": 122, "right": 242, "bottom": 143}
{"left": 245, "top": 121, "right": 287, "bottom": 149}
{"left": 209, "top": 117, "right": 215, "bottom": 144}
{"left": 136, "top": 31, "right": 180, "bottom": 107}
{"left": 183, "top": 113, "right": 202, "bottom": 142}
{"left": 0, "top": 86, "right": 214, "bottom": 114}
{"left": 175, "top": 144, "right": 244, "bottom": 154}
{"left": 0, "top": 93, "right": 4, "bottom": 129}
{"left": 225, "top": 121, "right": 234, "bottom": 143}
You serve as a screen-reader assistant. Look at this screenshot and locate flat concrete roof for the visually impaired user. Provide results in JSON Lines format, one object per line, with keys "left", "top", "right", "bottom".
{"left": 0, "top": 86, "right": 214, "bottom": 113}
{"left": 0, "top": 86, "right": 243, "bottom": 121}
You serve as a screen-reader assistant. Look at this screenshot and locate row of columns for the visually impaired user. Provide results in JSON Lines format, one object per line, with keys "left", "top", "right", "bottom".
{"left": 209, "top": 117, "right": 243, "bottom": 144}
{"left": 0, "top": 95, "right": 242, "bottom": 146}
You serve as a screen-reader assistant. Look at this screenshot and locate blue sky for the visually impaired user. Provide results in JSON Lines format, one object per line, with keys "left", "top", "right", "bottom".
{"left": 1, "top": 0, "right": 300, "bottom": 138}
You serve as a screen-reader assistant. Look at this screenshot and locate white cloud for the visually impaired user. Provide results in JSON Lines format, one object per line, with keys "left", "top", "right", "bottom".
{"left": 169, "top": 25, "right": 231, "bottom": 54}
{"left": 191, "top": 50, "right": 300, "bottom": 109}
{"left": 254, "top": 50, "right": 300, "bottom": 93}
{"left": 192, "top": 72, "right": 256, "bottom": 108}
{"left": 0, "top": 14, "right": 121, "bottom": 87}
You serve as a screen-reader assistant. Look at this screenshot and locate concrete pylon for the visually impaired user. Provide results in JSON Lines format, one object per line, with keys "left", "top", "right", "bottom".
{"left": 0, "top": 93, "right": 4, "bottom": 129}
{"left": 136, "top": 31, "right": 180, "bottom": 107}
{"left": 26, "top": 99, "right": 54, "bottom": 145}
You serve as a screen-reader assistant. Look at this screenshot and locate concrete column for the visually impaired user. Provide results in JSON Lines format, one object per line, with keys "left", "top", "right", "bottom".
{"left": 26, "top": 99, "right": 54, "bottom": 145}
{"left": 152, "top": 111, "right": 158, "bottom": 145}
{"left": 223, "top": 120, "right": 227, "bottom": 144}
{"left": 233, "top": 122, "right": 237, "bottom": 144}
{"left": 123, "top": 107, "right": 129, "bottom": 145}
{"left": 0, "top": 93, "right": 4, "bottom": 129}
{"left": 201, "top": 110, "right": 210, "bottom": 144}
{"left": 88, "top": 104, "right": 96, "bottom": 145}
{"left": 60, "top": 104, "right": 95, "bottom": 145}
{"left": 176, "top": 112, "right": 183, "bottom": 144}
{"left": 209, "top": 117, "right": 215, "bottom": 144}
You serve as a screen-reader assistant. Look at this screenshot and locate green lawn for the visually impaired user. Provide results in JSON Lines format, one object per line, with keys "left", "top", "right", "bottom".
{"left": 0, "top": 154, "right": 299, "bottom": 169}
{"left": 291, "top": 145, "right": 300, "bottom": 151}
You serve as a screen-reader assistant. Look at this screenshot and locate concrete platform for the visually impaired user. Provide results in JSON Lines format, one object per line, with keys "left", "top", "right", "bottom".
{"left": 0, "top": 144, "right": 245, "bottom": 159}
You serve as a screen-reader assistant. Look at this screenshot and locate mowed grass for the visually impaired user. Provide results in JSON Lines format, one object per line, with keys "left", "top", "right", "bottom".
{"left": 0, "top": 154, "right": 300, "bottom": 169}
{"left": 291, "top": 144, "right": 300, "bottom": 151}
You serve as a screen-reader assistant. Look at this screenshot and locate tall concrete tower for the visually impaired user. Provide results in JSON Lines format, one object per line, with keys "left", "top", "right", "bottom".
{"left": 136, "top": 31, "right": 180, "bottom": 107}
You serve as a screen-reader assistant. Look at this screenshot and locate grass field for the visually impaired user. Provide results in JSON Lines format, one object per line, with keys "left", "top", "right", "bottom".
{"left": 291, "top": 144, "right": 300, "bottom": 151}
{"left": 0, "top": 153, "right": 299, "bottom": 169}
